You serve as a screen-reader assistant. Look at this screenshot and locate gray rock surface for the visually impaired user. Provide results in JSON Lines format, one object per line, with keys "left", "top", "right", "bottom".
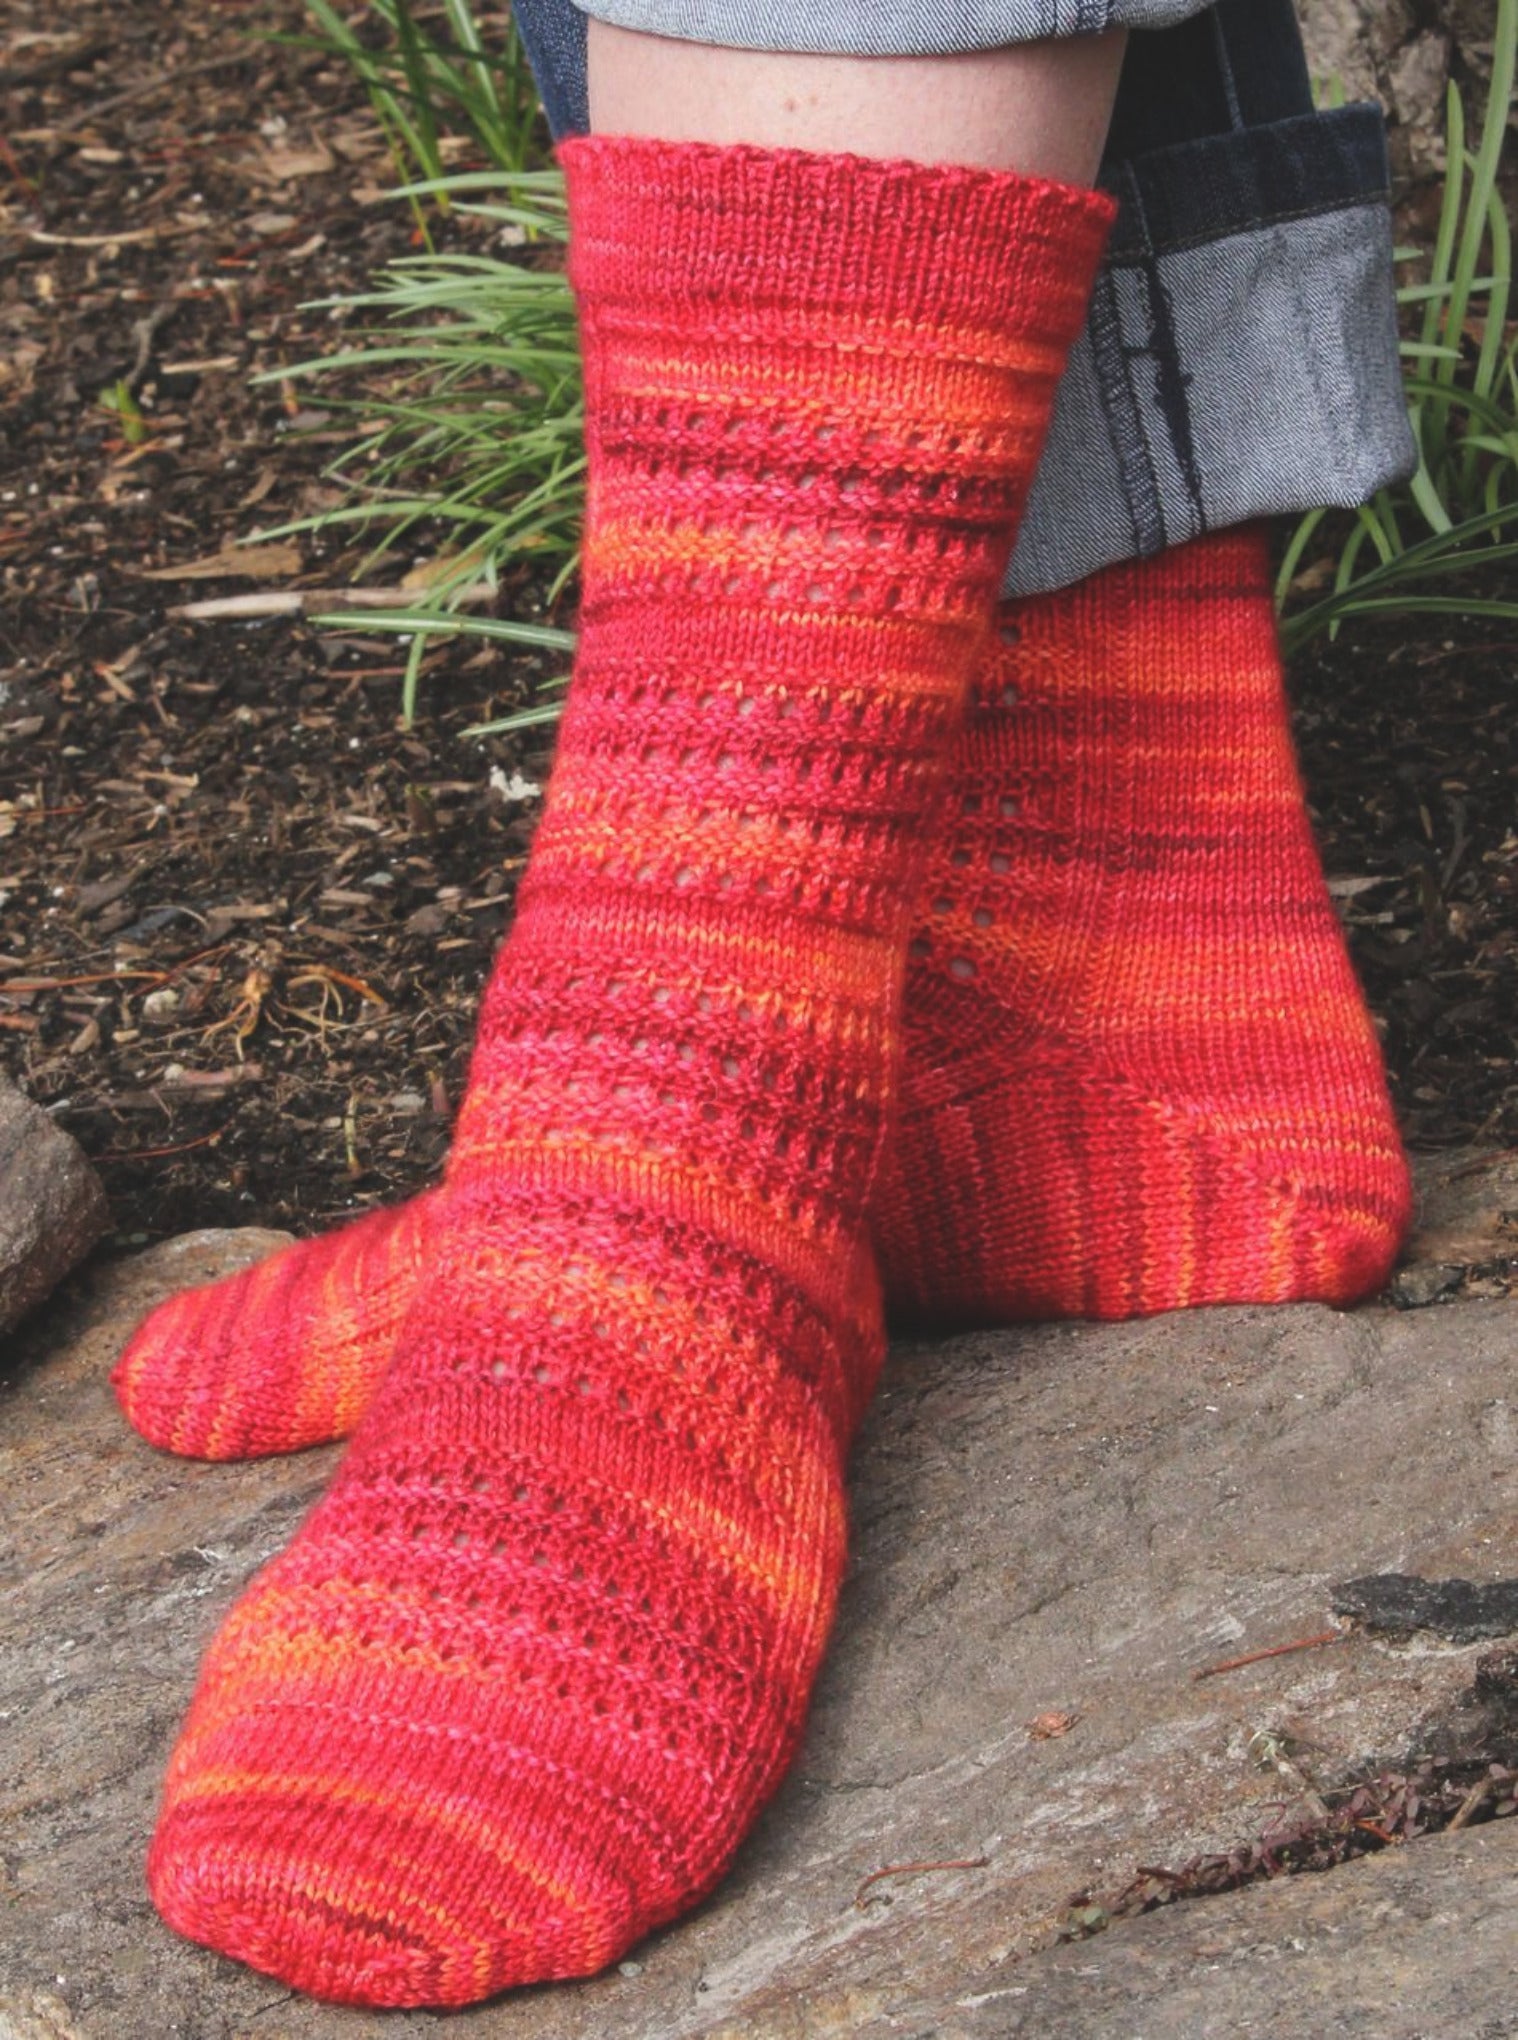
{"left": 1406, "top": 1147, "right": 1518, "bottom": 1269}
{"left": 0, "top": 1080, "right": 109, "bottom": 1336}
{"left": 913, "top": 1821, "right": 1518, "bottom": 2039}
{"left": 5, "top": 1239, "right": 1518, "bottom": 2038}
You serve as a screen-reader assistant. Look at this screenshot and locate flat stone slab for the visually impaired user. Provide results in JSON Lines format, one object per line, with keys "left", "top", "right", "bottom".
{"left": 6, "top": 1237, "right": 1518, "bottom": 2037}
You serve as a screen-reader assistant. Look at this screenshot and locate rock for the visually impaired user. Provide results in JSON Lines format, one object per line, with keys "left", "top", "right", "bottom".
{"left": 1407, "top": 1148, "right": 1518, "bottom": 1269}
{"left": 1389, "top": 1261, "right": 1463, "bottom": 1308}
{"left": 99, "top": 1225, "right": 295, "bottom": 1303}
{"left": 928, "top": 1820, "right": 1518, "bottom": 2039}
{"left": 0, "top": 1080, "right": 109, "bottom": 1336}
{"left": 1299, "top": 0, "right": 1416, "bottom": 105}
{"left": 0, "top": 1993, "right": 91, "bottom": 2040}
{"left": 1333, "top": 1572, "right": 1518, "bottom": 1645}
{"left": 1297, "top": 0, "right": 1456, "bottom": 178}
{"left": 7, "top": 1249, "right": 1518, "bottom": 2036}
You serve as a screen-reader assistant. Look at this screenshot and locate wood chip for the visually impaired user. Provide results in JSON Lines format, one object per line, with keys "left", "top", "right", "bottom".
{"left": 135, "top": 540, "right": 303, "bottom": 583}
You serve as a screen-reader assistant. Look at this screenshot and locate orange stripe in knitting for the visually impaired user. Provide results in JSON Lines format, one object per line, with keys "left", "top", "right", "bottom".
{"left": 192, "top": 1496, "right": 835, "bottom": 1726}
{"left": 526, "top": 808, "right": 925, "bottom": 916}
{"left": 953, "top": 917, "right": 1376, "bottom": 1028}
{"left": 584, "top": 519, "right": 1001, "bottom": 596}
{"left": 446, "top": 1126, "right": 860, "bottom": 1262}
{"left": 165, "top": 1767, "right": 596, "bottom": 1927}
{"left": 508, "top": 893, "right": 913, "bottom": 1010}
{"left": 611, "top": 300, "right": 1065, "bottom": 368}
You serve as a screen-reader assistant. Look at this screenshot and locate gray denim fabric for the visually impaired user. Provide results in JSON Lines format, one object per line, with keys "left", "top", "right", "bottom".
{"left": 572, "top": 0, "right": 1214, "bottom": 56}
{"left": 1006, "top": 161, "right": 1413, "bottom": 594}
{"left": 520, "top": 0, "right": 1417, "bottom": 594}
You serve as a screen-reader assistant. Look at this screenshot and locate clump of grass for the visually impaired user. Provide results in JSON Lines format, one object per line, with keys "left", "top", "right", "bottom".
{"left": 267, "top": 169, "right": 581, "bottom": 722}
{"left": 1279, "top": 0, "right": 1518, "bottom": 650}
{"left": 298, "top": 0, "right": 547, "bottom": 191}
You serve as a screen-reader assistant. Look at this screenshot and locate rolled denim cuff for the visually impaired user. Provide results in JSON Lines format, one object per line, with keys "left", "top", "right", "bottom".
{"left": 569, "top": 0, "right": 1216, "bottom": 56}
{"left": 1006, "top": 103, "right": 1418, "bottom": 596}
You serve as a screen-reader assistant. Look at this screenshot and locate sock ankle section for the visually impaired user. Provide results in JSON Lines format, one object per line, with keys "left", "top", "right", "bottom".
{"left": 142, "top": 135, "right": 1112, "bottom": 2007}
{"left": 875, "top": 526, "right": 1412, "bottom": 1322}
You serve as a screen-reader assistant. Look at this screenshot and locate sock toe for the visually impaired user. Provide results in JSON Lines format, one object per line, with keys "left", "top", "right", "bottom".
{"left": 112, "top": 1196, "right": 439, "bottom": 1459}
{"left": 147, "top": 1749, "right": 639, "bottom": 2004}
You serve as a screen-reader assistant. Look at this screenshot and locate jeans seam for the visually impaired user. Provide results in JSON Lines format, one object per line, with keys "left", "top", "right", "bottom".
{"left": 1107, "top": 191, "right": 1392, "bottom": 266}
{"left": 1121, "top": 165, "right": 1208, "bottom": 536}
{"left": 1208, "top": 2, "right": 1246, "bottom": 131}
{"left": 1088, "top": 264, "right": 1165, "bottom": 560}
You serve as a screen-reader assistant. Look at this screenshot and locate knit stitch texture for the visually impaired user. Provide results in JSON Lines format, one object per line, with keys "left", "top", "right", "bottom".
{"left": 113, "top": 1196, "right": 438, "bottom": 1457}
{"left": 875, "top": 525, "right": 1413, "bottom": 1319}
{"left": 141, "top": 134, "right": 1111, "bottom": 2006}
{"left": 112, "top": 531, "right": 1409, "bottom": 1468}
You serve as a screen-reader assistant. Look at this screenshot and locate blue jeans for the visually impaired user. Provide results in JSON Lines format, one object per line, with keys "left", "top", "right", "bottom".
{"left": 514, "top": 0, "right": 1415, "bottom": 596}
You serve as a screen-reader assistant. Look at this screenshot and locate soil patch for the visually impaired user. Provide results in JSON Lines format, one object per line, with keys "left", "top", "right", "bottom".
{"left": 3, "top": 0, "right": 561, "bottom": 1241}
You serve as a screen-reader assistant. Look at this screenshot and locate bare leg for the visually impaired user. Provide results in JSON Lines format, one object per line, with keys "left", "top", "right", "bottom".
{"left": 588, "top": 19, "right": 1127, "bottom": 183}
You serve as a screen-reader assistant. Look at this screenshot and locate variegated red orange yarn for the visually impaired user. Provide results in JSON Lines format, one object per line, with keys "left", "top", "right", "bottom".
{"left": 112, "top": 530, "right": 1413, "bottom": 1466}
{"left": 140, "top": 134, "right": 1112, "bottom": 2007}
{"left": 875, "top": 525, "right": 1413, "bottom": 1320}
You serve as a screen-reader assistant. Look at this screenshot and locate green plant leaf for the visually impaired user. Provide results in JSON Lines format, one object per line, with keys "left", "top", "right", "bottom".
{"left": 1283, "top": 0, "right": 1516, "bottom": 650}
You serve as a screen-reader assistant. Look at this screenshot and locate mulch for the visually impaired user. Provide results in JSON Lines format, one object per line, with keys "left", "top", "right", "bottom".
{"left": 3, "top": 0, "right": 1515, "bottom": 1252}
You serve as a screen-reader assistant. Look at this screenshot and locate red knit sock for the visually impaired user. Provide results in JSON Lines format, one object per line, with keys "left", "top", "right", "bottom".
{"left": 142, "top": 135, "right": 1110, "bottom": 2006}
{"left": 874, "top": 526, "right": 1412, "bottom": 1322}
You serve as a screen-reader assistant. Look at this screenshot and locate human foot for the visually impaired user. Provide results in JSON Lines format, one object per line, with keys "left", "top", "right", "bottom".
{"left": 141, "top": 135, "right": 1110, "bottom": 2004}
{"left": 874, "top": 526, "right": 1412, "bottom": 1321}
{"left": 112, "top": 531, "right": 1410, "bottom": 1462}
{"left": 111, "top": 1191, "right": 443, "bottom": 1457}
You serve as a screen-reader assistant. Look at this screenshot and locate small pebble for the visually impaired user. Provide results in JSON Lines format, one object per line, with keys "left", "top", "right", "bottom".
{"left": 1389, "top": 1263, "right": 1462, "bottom": 1309}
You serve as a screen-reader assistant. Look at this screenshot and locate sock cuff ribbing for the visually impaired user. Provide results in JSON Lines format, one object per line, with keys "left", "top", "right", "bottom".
{"left": 559, "top": 133, "right": 1114, "bottom": 345}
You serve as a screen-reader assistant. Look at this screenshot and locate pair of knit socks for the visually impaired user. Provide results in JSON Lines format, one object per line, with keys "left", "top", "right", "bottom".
{"left": 118, "top": 527, "right": 1413, "bottom": 1464}
{"left": 120, "top": 133, "right": 1409, "bottom": 2010}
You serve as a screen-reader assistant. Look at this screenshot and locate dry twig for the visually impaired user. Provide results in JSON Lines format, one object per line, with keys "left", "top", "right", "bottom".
{"left": 1193, "top": 1631, "right": 1344, "bottom": 1681}
{"left": 170, "top": 583, "right": 497, "bottom": 621}
{"left": 853, "top": 1857, "right": 990, "bottom": 1910}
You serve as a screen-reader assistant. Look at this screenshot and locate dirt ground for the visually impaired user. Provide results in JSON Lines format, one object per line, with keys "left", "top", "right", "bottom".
{"left": 3, "top": 0, "right": 1515, "bottom": 1254}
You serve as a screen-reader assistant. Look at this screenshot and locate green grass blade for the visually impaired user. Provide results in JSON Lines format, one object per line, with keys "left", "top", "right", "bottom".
{"left": 1274, "top": 505, "right": 1327, "bottom": 611}
{"left": 311, "top": 611, "right": 578, "bottom": 651}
